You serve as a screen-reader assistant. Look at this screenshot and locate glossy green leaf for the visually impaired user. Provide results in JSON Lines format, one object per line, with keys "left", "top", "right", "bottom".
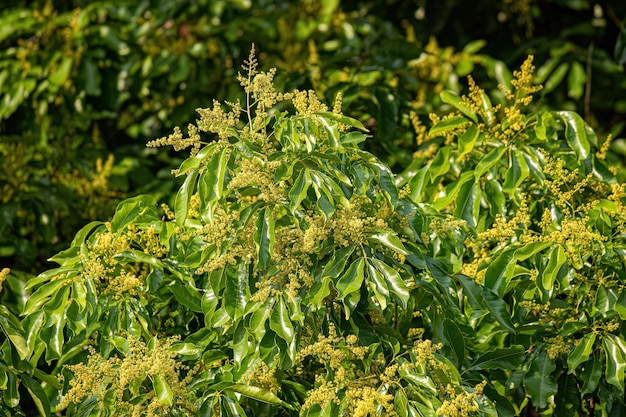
{"left": 555, "top": 111, "right": 590, "bottom": 161}
{"left": 458, "top": 125, "right": 481, "bottom": 156}
{"left": 367, "top": 232, "right": 409, "bottom": 255}
{"left": 22, "top": 374, "right": 50, "bottom": 417}
{"left": 484, "top": 249, "right": 516, "bottom": 298}
{"left": 482, "top": 288, "right": 515, "bottom": 332}
{"left": 153, "top": 374, "right": 174, "bottom": 405}
{"left": 474, "top": 146, "right": 507, "bottom": 179}
{"left": 395, "top": 390, "right": 409, "bottom": 417}
{"left": 228, "top": 384, "right": 293, "bottom": 408}
{"left": 199, "top": 148, "right": 230, "bottom": 201}
{"left": 514, "top": 242, "right": 551, "bottom": 261}
{"left": 466, "top": 346, "right": 525, "bottom": 371}
{"left": 539, "top": 245, "right": 566, "bottom": 295}
{"left": 502, "top": 150, "right": 529, "bottom": 194}
{"left": 169, "top": 282, "right": 203, "bottom": 313}
{"left": 428, "top": 146, "right": 451, "bottom": 181}
{"left": 429, "top": 116, "right": 470, "bottom": 137}
{"left": 524, "top": 351, "right": 558, "bottom": 409}
{"left": 49, "top": 56, "right": 73, "bottom": 86}
{"left": 453, "top": 179, "right": 480, "bottom": 228}
{"left": 111, "top": 195, "right": 156, "bottom": 232}
{"left": 580, "top": 356, "right": 602, "bottom": 395}
{"left": 443, "top": 318, "right": 466, "bottom": 367}
{"left": 174, "top": 170, "right": 198, "bottom": 226}
{"left": 335, "top": 258, "right": 365, "bottom": 298}
{"left": 0, "top": 306, "right": 29, "bottom": 361}
{"left": 270, "top": 297, "right": 294, "bottom": 343}
{"left": 440, "top": 90, "right": 478, "bottom": 122}
{"left": 369, "top": 257, "right": 409, "bottom": 307}
{"left": 567, "top": 333, "right": 596, "bottom": 371}
{"left": 254, "top": 207, "right": 275, "bottom": 270}
{"left": 603, "top": 334, "right": 626, "bottom": 391}
{"left": 3, "top": 371, "right": 19, "bottom": 408}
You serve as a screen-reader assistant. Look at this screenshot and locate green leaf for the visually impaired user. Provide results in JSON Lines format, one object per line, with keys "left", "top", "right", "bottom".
{"left": 474, "top": 146, "right": 507, "bottom": 179}
{"left": 0, "top": 306, "right": 29, "bottom": 361}
{"left": 543, "top": 62, "right": 569, "bottom": 94}
{"left": 458, "top": 125, "right": 481, "bottom": 156}
{"left": 453, "top": 179, "right": 480, "bottom": 228}
{"left": 395, "top": 390, "right": 409, "bottom": 417}
{"left": 539, "top": 245, "right": 566, "bottom": 295}
{"left": 254, "top": 207, "right": 275, "bottom": 270}
{"left": 49, "top": 56, "right": 73, "bottom": 86}
{"left": 502, "top": 150, "right": 529, "bottom": 194}
{"left": 22, "top": 277, "right": 72, "bottom": 315}
{"left": 22, "top": 374, "right": 50, "bottom": 417}
{"left": 428, "top": 146, "right": 451, "bottom": 181}
{"left": 602, "top": 334, "right": 626, "bottom": 392}
{"left": 169, "top": 282, "right": 203, "bottom": 313}
{"left": 153, "top": 374, "right": 174, "bottom": 405}
{"left": 369, "top": 258, "right": 409, "bottom": 307}
{"left": 199, "top": 148, "right": 230, "bottom": 202}
{"left": 270, "top": 297, "right": 295, "bottom": 343}
{"left": 4, "top": 372, "right": 19, "bottom": 408}
{"left": 484, "top": 249, "right": 516, "bottom": 298}
{"left": 429, "top": 116, "right": 470, "bottom": 137}
{"left": 367, "top": 232, "right": 409, "bottom": 255}
{"left": 312, "top": 111, "right": 368, "bottom": 131}
{"left": 482, "top": 288, "right": 515, "bottom": 332}
{"left": 580, "top": 357, "right": 602, "bottom": 395}
{"left": 228, "top": 384, "right": 293, "bottom": 408}
{"left": 111, "top": 195, "right": 156, "bottom": 232}
{"left": 224, "top": 265, "right": 248, "bottom": 320}
{"left": 554, "top": 111, "right": 590, "bottom": 161}
{"left": 174, "top": 170, "right": 199, "bottom": 226}
{"left": 567, "top": 61, "right": 586, "bottom": 100}
{"left": 524, "top": 351, "right": 558, "bottom": 409}
{"left": 335, "top": 258, "right": 365, "bottom": 298}
{"left": 443, "top": 318, "right": 466, "bottom": 367}
{"left": 440, "top": 90, "right": 478, "bottom": 123}
{"left": 466, "top": 346, "right": 525, "bottom": 371}
{"left": 567, "top": 333, "right": 596, "bottom": 372}
{"left": 514, "top": 242, "right": 551, "bottom": 261}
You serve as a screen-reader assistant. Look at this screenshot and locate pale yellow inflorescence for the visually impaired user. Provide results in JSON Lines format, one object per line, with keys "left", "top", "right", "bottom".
{"left": 60, "top": 336, "right": 199, "bottom": 416}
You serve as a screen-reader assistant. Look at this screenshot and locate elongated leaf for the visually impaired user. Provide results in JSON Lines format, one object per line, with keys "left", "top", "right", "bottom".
{"left": 484, "top": 249, "right": 516, "bottom": 298}
{"left": 482, "top": 288, "right": 515, "bottom": 332}
{"left": 367, "top": 232, "right": 409, "bottom": 255}
{"left": 474, "top": 146, "right": 507, "bottom": 179}
{"left": 254, "top": 207, "right": 275, "bottom": 270}
{"left": 22, "top": 375, "right": 51, "bottom": 417}
{"left": 228, "top": 384, "right": 293, "bottom": 408}
{"left": 22, "top": 277, "right": 72, "bottom": 315}
{"left": 335, "top": 258, "right": 365, "bottom": 298}
{"left": 154, "top": 374, "right": 173, "bottom": 405}
{"left": 443, "top": 318, "right": 466, "bottom": 367}
{"left": 524, "top": 351, "right": 558, "bottom": 409}
{"left": 428, "top": 146, "right": 451, "bottom": 181}
{"left": 270, "top": 297, "right": 294, "bottom": 343}
{"left": 502, "top": 150, "right": 529, "bottom": 194}
{"left": 453, "top": 179, "right": 480, "bottom": 228}
{"left": 458, "top": 125, "right": 481, "bottom": 156}
{"left": 224, "top": 265, "right": 248, "bottom": 320}
{"left": 555, "top": 111, "right": 590, "bottom": 160}
{"left": 0, "top": 306, "right": 29, "bottom": 360}
{"left": 169, "top": 283, "right": 202, "bottom": 313}
{"left": 581, "top": 357, "right": 602, "bottom": 395}
{"left": 174, "top": 170, "right": 198, "bottom": 226}
{"left": 429, "top": 116, "right": 470, "bottom": 136}
{"left": 514, "top": 242, "right": 551, "bottom": 261}
{"left": 440, "top": 90, "right": 478, "bottom": 122}
{"left": 199, "top": 148, "right": 230, "bottom": 202}
{"left": 370, "top": 258, "right": 409, "bottom": 307}
{"left": 111, "top": 195, "right": 156, "bottom": 232}
{"left": 539, "top": 245, "right": 566, "bottom": 295}
{"left": 603, "top": 334, "right": 626, "bottom": 391}
{"left": 466, "top": 346, "right": 525, "bottom": 371}
{"left": 567, "top": 333, "right": 596, "bottom": 371}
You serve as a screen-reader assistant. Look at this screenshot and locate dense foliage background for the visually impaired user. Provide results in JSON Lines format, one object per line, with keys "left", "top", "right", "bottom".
{"left": 1, "top": 1, "right": 626, "bottom": 416}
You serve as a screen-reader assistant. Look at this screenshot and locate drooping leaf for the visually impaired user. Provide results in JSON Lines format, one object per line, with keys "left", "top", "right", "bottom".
{"left": 254, "top": 207, "right": 275, "bottom": 270}
{"left": 524, "top": 351, "right": 558, "bottom": 409}
{"left": 555, "top": 111, "right": 590, "bottom": 161}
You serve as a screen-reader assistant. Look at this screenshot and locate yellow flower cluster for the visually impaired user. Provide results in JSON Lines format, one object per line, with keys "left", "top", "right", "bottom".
{"left": 435, "top": 382, "right": 485, "bottom": 417}
{"left": 60, "top": 336, "right": 198, "bottom": 416}
{"left": 545, "top": 335, "right": 572, "bottom": 360}
{"left": 227, "top": 158, "right": 285, "bottom": 204}
{"left": 0, "top": 268, "right": 9, "bottom": 292}
{"left": 239, "top": 360, "right": 280, "bottom": 392}
{"left": 330, "top": 199, "right": 387, "bottom": 247}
